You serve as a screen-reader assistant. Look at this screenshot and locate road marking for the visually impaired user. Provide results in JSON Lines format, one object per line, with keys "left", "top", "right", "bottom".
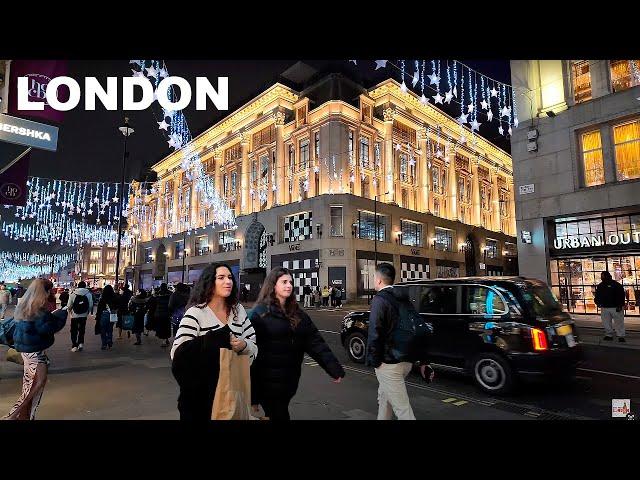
{"left": 452, "top": 400, "right": 468, "bottom": 406}
{"left": 442, "top": 397, "right": 458, "bottom": 403}
{"left": 577, "top": 368, "right": 640, "bottom": 380}
{"left": 525, "top": 411, "right": 541, "bottom": 417}
{"left": 319, "top": 329, "right": 340, "bottom": 335}
{"left": 305, "top": 362, "right": 319, "bottom": 366}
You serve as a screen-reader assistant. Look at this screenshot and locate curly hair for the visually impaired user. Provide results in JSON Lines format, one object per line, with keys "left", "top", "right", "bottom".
{"left": 187, "top": 263, "right": 238, "bottom": 320}
{"left": 255, "top": 267, "right": 301, "bottom": 330}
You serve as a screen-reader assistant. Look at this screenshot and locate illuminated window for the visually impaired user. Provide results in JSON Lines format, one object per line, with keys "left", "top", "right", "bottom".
{"left": 144, "top": 247, "right": 153, "bottom": 263}
{"left": 434, "top": 227, "right": 453, "bottom": 252}
{"left": 613, "top": 119, "right": 640, "bottom": 181}
{"left": 581, "top": 130, "right": 605, "bottom": 186}
{"left": 314, "top": 131, "right": 320, "bottom": 158}
{"left": 610, "top": 60, "right": 640, "bottom": 93}
{"left": 360, "top": 137, "right": 369, "bottom": 166}
{"left": 401, "top": 220, "right": 423, "bottom": 247}
{"left": 299, "top": 140, "right": 309, "bottom": 170}
{"left": 486, "top": 238, "right": 498, "bottom": 259}
{"left": 572, "top": 60, "right": 592, "bottom": 103}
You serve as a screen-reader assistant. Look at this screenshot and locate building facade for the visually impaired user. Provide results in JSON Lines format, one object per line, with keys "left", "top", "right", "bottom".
{"left": 511, "top": 60, "right": 640, "bottom": 316}
{"left": 127, "top": 74, "right": 517, "bottom": 302}
{"left": 75, "top": 243, "right": 122, "bottom": 288}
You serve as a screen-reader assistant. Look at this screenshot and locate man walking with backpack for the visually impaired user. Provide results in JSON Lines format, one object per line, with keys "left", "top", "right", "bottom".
{"left": 66, "top": 281, "right": 93, "bottom": 352}
{"left": 366, "top": 263, "right": 433, "bottom": 420}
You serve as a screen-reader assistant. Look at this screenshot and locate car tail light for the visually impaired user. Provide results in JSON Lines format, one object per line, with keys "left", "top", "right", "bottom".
{"left": 531, "top": 328, "right": 548, "bottom": 351}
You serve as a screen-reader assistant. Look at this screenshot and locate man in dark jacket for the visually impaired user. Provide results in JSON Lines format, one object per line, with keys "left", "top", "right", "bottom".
{"left": 594, "top": 271, "right": 626, "bottom": 342}
{"left": 147, "top": 283, "right": 172, "bottom": 347}
{"left": 366, "top": 262, "right": 431, "bottom": 420}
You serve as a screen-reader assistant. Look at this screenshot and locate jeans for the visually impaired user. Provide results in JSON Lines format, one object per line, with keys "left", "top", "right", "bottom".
{"left": 100, "top": 316, "right": 114, "bottom": 347}
{"left": 0, "top": 303, "right": 7, "bottom": 318}
{"left": 601, "top": 307, "right": 625, "bottom": 337}
{"left": 70, "top": 317, "right": 87, "bottom": 348}
{"left": 374, "top": 362, "right": 416, "bottom": 420}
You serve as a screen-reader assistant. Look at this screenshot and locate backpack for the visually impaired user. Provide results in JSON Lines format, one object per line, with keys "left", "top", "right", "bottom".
{"left": 335, "top": 288, "right": 342, "bottom": 299}
{"left": 377, "top": 289, "right": 433, "bottom": 361}
{"left": 0, "top": 317, "right": 16, "bottom": 347}
{"left": 72, "top": 293, "right": 89, "bottom": 315}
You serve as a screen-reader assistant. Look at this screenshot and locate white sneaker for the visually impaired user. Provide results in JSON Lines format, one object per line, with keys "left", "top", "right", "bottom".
{"left": 71, "top": 347, "right": 78, "bottom": 352}
{"left": 78, "top": 344, "right": 84, "bottom": 351}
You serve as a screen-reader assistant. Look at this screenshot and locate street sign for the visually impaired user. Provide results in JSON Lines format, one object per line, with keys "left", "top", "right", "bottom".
{"left": 0, "top": 113, "right": 59, "bottom": 152}
{"left": 519, "top": 184, "right": 535, "bottom": 195}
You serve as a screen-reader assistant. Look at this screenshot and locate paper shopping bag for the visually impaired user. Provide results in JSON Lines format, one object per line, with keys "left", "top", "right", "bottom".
{"left": 211, "top": 348, "right": 252, "bottom": 420}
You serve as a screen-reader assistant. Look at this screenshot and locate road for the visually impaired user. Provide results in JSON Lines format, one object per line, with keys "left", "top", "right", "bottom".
{"left": 1, "top": 307, "right": 638, "bottom": 420}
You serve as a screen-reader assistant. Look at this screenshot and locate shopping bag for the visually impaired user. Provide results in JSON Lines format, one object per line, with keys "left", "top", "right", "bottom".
{"left": 6, "top": 347, "right": 23, "bottom": 365}
{"left": 211, "top": 348, "right": 252, "bottom": 420}
{"left": 122, "top": 314, "right": 135, "bottom": 330}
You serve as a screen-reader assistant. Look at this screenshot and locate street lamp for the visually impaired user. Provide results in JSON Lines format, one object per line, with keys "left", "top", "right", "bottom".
{"left": 374, "top": 191, "right": 389, "bottom": 265}
{"left": 115, "top": 117, "right": 134, "bottom": 289}
{"left": 181, "top": 230, "right": 189, "bottom": 283}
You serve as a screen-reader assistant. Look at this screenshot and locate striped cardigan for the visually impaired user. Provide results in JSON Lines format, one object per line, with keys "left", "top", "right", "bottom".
{"left": 170, "top": 303, "right": 257, "bottom": 363}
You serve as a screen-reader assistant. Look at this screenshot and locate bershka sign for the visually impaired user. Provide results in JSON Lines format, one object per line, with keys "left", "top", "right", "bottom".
{"left": 0, "top": 113, "right": 59, "bottom": 151}
{"left": 553, "top": 232, "right": 640, "bottom": 249}
{"left": 16, "top": 76, "right": 228, "bottom": 112}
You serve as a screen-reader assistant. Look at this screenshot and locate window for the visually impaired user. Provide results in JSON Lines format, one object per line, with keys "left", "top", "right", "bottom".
{"left": 361, "top": 176, "right": 370, "bottom": 199}
{"left": 358, "top": 211, "right": 386, "bottom": 241}
{"left": 230, "top": 171, "right": 237, "bottom": 196}
{"left": 610, "top": 60, "right": 640, "bottom": 93}
{"left": 401, "top": 189, "right": 408, "bottom": 208}
{"left": 504, "top": 242, "right": 517, "bottom": 257}
{"left": 463, "top": 286, "right": 507, "bottom": 315}
{"left": 572, "top": 60, "right": 592, "bottom": 103}
{"left": 400, "top": 154, "right": 409, "bottom": 182}
{"left": 175, "top": 240, "right": 185, "bottom": 258}
{"left": 251, "top": 159, "right": 258, "bottom": 183}
{"left": 401, "top": 220, "right": 423, "bottom": 247}
{"left": 485, "top": 239, "right": 498, "bottom": 259}
{"left": 252, "top": 124, "right": 275, "bottom": 149}
{"left": 613, "top": 120, "right": 640, "bottom": 181}
{"left": 330, "top": 206, "right": 343, "bottom": 237}
{"left": 260, "top": 154, "right": 269, "bottom": 180}
{"left": 144, "top": 247, "right": 153, "bottom": 263}
{"left": 218, "top": 230, "right": 237, "bottom": 252}
{"left": 225, "top": 144, "right": 242, "bottom": 164}
{"left": 360, "top": 137, "right": 369, "bottom": 166}
{"left": 417, "top": 286, "right": 459, "bottom": 314}
{"left": 434, "top": 227, "right": 453, "bottom": 252}
{"left": 393, "top": 120, "right": 417, "bottom": 146}
{"left": 196, "top": 235, "right": 209, "bottom": 256}
{"left": 433, "top": 198, "right": 441, "bottom": 217}
{"left": 436, "top": 265, "right": 459, "bottom": 278}
{"left": 106, "top": 250, "right": 116, "bottom": 261}
{"left": 89, "top": 249, "right": 101, "bottom": 274}
{"left": 580, "top": 130, "right": 605, "bottom": 186}
{"left": 105, "top": 263, "right": 115, "bottom": 275}
{"left": 300, "top": 140, "right": 310, "bottom": 170}
{"left": 315, "top": 131, "right": 320, "bottom": 157}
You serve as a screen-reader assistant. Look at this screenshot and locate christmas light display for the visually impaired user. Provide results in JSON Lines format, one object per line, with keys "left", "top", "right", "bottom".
{"left": 0, "top": 252, "right": 75, "bottom": 282}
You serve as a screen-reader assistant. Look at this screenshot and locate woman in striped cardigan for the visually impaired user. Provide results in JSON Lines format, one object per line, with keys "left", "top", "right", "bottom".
{"left": 170, "top": 262, "right": 257, "bottom": 420}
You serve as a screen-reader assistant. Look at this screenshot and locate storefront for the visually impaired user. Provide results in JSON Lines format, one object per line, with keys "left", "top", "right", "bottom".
{"left": 548, "top": 212, "right": 640, "bottom": 316}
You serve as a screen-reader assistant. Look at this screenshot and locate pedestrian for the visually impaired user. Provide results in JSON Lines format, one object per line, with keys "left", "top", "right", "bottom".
{"left": 128, "top": 288, "right": 149, "bottom": 345}
{"left": 366, "top": 262, "right": 433, "bottom": 420}
{"left": 170, "top": 262, "right": 258, "bottom": 420}
{"left": 117, "top": 284, "right": 133, "bottom": 339}
{"left": 168, "top": 282, "right": 190, "bottom": 339}
{"left": 59, "top": 289, "right": 69, "bottom": 310}
{"left": 303, "top": 284, "right": 312, "bottom": 308}
{"left": 330, "top": 285, "right": 336, "bottom": 307}
{"left": 66, "top": 280, "right": 93, "bottom": 353}
{"left": 95, "top": 284, "right": 119, "bottom": 350}
{"left": 313, "top": 287, "right": 321, "bottom": 308}
{"left": 3, "top": 279, "right": 67, "bottom": 420}
{"left": 334, "top": 286, "right": 343, "bottom": 308}
{"left": 249, "top": 267, "right": 345, "bottom": 421}
{"left": 45, "top": 287, "right": 57, "bottom": 312}
{"left": 321, "top": 286, "right": 330, "bottom": 307}
{"left": 0, "top": 284, "right": 10, "bottom": 319}
{"left": 147, "top": 283, "right": 172, "bottom": 348}
{"left": 595, "top": 271, "right": 626, "bottom": 342}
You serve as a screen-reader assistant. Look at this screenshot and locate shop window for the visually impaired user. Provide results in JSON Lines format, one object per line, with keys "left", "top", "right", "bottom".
{"left": 572, "top": 60, "right": 592, "bottom": 103}
{"left": 434, "top": 227, "right": 453, "bottom": 252}
{"left": 610, "top": 60, "right": 640, "bottom": 93}
{"left": 485, "top": 239, "right": 498, "bottom": 259}
{"left": 144, "top": 247, "right": 153, "bottom": 263}
{"left": 196, "top": 235, "right": 209, "bottom": 256}
{"left": 357, "top": 210, "right": 386, "bottom": 241}
{"left": 613, "top": 119, "right": 640, "bottom": 181}
{"left": 360, "top": 136, "right": 369, "bottom": 167}
{"left": 401, "top": 220, "right": 423, "bottom": 247}
{"left": 330, "top": 206, "right": 343, "bottom": 237}
{"left": 175, "top": 240, "right": 185, "bottom": 258}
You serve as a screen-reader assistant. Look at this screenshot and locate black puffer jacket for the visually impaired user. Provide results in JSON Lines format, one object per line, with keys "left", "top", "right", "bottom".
{"left": 249, "top": 303, "right": 345, "bottom": 405}
{"left": 147, "top": 292, "right": 171, "bottom": 339}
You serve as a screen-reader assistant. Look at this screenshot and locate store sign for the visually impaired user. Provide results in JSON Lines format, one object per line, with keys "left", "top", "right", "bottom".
{"left": 553, "top": 232, "right": 640, "bottom": 250}
{"left": 521, "top": 230, "right": 532, "bottom": 244}
{"left": 519, "top": 184, "right": 535, "bottom": 195}
{"left": 329, "top": 248, "right": 345, "bottom": 256}
{"left": 288, "top": 243, "right": 301, "bottom": 251}
{"left": 479, "top": 263, "right": 486, "bottom": 270}
{"left": 0, "top": 113, "right": 58, "bottom": 151}
{"left": 411, "top": 248, "right": 421, "bottom": 255}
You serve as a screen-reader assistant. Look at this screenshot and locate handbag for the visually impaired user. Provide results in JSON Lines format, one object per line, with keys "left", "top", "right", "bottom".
{"left": 6, "top": 347, "right": 23, "bottom": 365}
{"left": 107, "top": 305, "right": 118, "bottom": 324}
{"left": 211, "top": 348, "right": 252, "bottom": 420}
{"left": 122, "top": 314, "right": 135, "bottom": 330}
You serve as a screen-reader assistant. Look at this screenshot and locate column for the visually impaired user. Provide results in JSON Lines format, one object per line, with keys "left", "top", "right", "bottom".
{"left": 383, "top": 107, "right": 395, "bottom": 203}
{"left": 508, "top": 179, "right": 516, "bottom": 236}
{"left": 491, "top": 168, "right": 501, "bottom": 232}
{"left": 214, "top": 147, "right": 223, "bottom": 203}
{"left": 274, "top": 111, "right": 286, "bottom": 206}
{"left": 172, "top": 174, "right": 179, "bottom": 234}
{"left": 418, "top": 126, "right": 429, "bottom": 213}
{"left": 156, "top": 185, "right": 165, "bottom": 238}
{"left": 471, "top": 157, "right": 481, "bottom": 227}
{"left": 447, "top": 152, "right": 457, "bottom": 221}
{"left": 240, "top": 132, "right": 250, "bottom": 215}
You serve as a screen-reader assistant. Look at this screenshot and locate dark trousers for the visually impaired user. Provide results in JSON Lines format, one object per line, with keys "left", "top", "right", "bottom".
{"left": 70, "top": 317, "right": 87, "bottom": 347}
{"left": 262, "top": 398, "right": 291, "bottom": 421}
{"left": 100, "top": 317, "right": 114, "bottom": 347}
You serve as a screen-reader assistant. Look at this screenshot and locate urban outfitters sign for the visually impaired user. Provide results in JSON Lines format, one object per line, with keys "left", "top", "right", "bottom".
{"left": 553, "top": 232, "right": 640, "bottom": 249}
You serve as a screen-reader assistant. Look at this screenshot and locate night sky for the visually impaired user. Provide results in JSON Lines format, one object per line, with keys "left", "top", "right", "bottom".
{"left": 2, "top": 59, "right": 510, "bottom": 256}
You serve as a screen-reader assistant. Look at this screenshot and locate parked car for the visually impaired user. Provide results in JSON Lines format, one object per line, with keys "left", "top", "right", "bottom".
{"left": 341, "top": 277, "right": 583, "bottom": 395}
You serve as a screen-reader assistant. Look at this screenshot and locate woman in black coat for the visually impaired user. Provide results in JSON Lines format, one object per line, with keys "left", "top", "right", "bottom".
{"left": 95, "top": 285, "right": 120, "bottom": 350}
{"left": 146, "top": 283, "right": 172, "bottom": 347}
{"left": 250, "top": 267, "right": 345, "bottom": 420}
{"left": 128, "top": 288, "right": 148, "bottom": 345}
{"left": 168, "top": 282, "right": 190, "bottom": 338}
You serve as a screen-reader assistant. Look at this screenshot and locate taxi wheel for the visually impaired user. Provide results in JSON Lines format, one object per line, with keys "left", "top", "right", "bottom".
{"left": 346, "top": 332, "right": 366, "bottom": 364}
{"left": 471, "top": 352, "right": 514, "bottom": 395}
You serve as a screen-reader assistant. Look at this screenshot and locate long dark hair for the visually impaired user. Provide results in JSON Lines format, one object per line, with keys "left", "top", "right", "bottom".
{"left": 187, "top": 262, "right": 238, "bottom": 314}
{"left": 256, "top": 267, "right": 301, "bottom": 330}
{"left": 102, "top": 285, "right": 116, "bottom": 305}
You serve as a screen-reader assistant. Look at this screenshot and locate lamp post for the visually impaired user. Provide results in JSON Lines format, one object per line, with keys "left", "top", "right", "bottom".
{"left": 181, "top": 230, "right": 189, "bottom": 283}
{"left": 374, "top": 191, "right": 389, "bottom": 265}
{"left": 115, "top": 117, "right": 134, "bottom": 289}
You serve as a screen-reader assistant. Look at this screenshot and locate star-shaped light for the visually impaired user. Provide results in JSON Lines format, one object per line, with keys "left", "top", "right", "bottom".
{"left": 428, "top": 73, "right": 440, "bottom": 85}
{"left": 514, "top": 117, "right": 519, "bottom": 128}
{"left": 133, "top": 70, "right": 145, "bottom": 78}
{"left": 412, "top": 69, "right": 419, "bottom": 87}
{"left": 395, "top": 143, "right": 402, "bottom": 151}
{"left": 349, "top": 60, "right": 357, "bottom": 65}
{"left": 88, "top": 209, "right": 93, "bottom": 215}
{"left": 467, "top": 103, "right": 474, "bottom": 113}
{"left": 400, "top": 81, "right": 408, "bottom": 93}
{"left": 480, "top": 100, "right": 489, "bottom": 110}
{"left": 432, "top": 92, "right": 443, "bottom": 104}
{"left": 112, "top": 197, "right": 119, "bottom": 203}
{"left": 145, "top": 65, "right": 158, "bottom": 77}
{"left": 498, "top": 125, "right": 504, "bottom": 135}
{"left": 350, "top": 175, "right": 355, "bottom": 183}
{"left": 158, "top": 68, "right": 169, "bottom": 78}
{"left": 314, "top": 166, "right": 320, "bottom": 173}
{"left": 168, "top": 138, "right": 176, "bottom": 149}
{"left": 420, "top": 94, "right": 428, "bottom": 104}
{"left": 409, "top": 158, "right": 416, "bottom": 167}
{"left": 508, "top": 126, "right": 513, "bottom": 136}
{"left": 444, "top": 90, "right": 453, "bottom": 104}
{"left": 457, "top": 113, "right": 469, "bottom": 124}
{"left": 501, "top": 106, "right": 511, "bottom": 118}
{"left": 490, "top": 87, "right": 498, "bottom": 97}
{"left": 470, "top": 120, "right": 481, "bottom": 131}
{"left": 487, "top": 110, "right": 494, "bottom": 122}
{"left": 157, "top": 119, "right": 169, "bottom": 131}
{"left": 375, "top": 60, "right": 388, "bottom": 70}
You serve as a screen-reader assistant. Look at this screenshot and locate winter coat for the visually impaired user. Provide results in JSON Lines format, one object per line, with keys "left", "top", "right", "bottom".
{"left": 594, "top": 280, "right": 626, "bottom": 309}
{"left": 59, "top": 291, "right": 70, "bottom": 307}
{"left": 0, "top": 290, "right": 10, "bottom": 305}
{"left": 118, "top": 289, "right": 134, "bottom": 315}
{"left": 249, "top": 303, "right": 344, "bottom": 405}
{"left": 95, "top": 295, "right": 120, "bottom": 335}
{"left": 168, "top": 290, "right": 190, "bottom": 318}
{"left": 128, "top": 295, "right": 149, "bottom": 334}
{"left": 147, "top": 292, "right": 171, "bottom": 339}
{"left": 13, "top": 309, "right": 67, "bottom": 353}
{"left": 67, "top": 287, "right": 94, "bottom": 319}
